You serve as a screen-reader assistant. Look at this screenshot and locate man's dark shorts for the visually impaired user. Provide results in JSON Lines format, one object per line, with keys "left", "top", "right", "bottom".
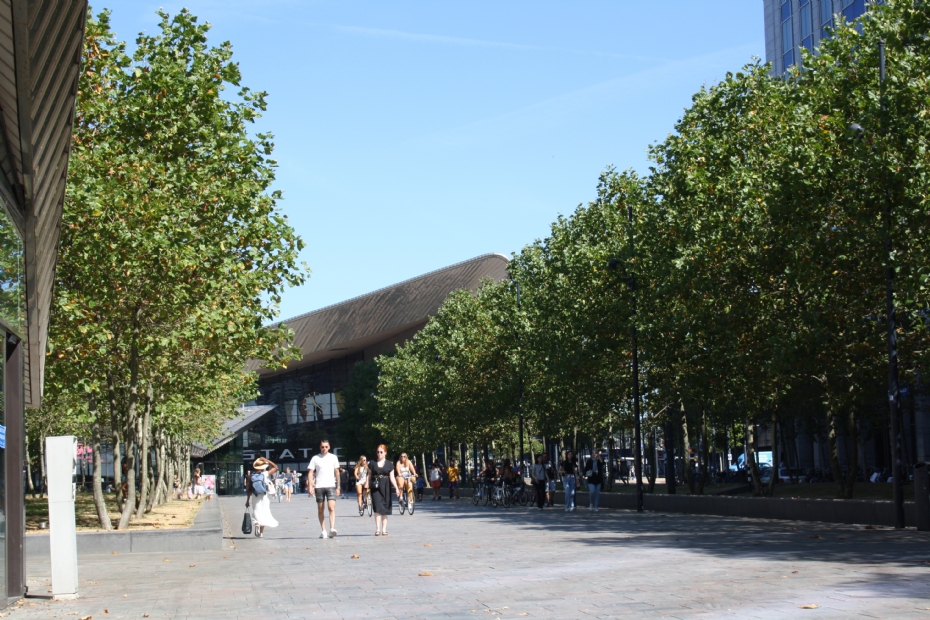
{"left": 315, "top": 487, "right": 336, "bottom": 503}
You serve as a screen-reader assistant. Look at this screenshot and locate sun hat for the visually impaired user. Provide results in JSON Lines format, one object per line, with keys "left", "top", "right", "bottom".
{"left": 253, "top": 458, "right": 270, "bottom": 470}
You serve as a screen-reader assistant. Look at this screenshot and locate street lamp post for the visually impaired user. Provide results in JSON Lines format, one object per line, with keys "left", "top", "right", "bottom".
{"left": 878, "top": 40, "right": 906, "bottom": 529}
{"left": 608, "top": 202, "right": 644, "bottom": 514}
{"left": 516, "top": 281, "right": 524, "bottom": 475}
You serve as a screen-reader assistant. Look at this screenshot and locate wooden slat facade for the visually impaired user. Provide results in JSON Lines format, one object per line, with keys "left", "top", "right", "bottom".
{"left": 251, "top": 254, "right": 511, "bottom": 376}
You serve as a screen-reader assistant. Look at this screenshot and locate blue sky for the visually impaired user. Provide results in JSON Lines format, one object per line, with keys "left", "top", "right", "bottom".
{"left": 96, "top": 1, "right": 764, "bottom": 320}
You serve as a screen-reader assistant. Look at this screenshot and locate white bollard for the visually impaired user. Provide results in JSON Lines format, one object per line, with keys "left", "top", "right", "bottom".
{"left": 46, "top": 436, "right": 78, "bottom": 599}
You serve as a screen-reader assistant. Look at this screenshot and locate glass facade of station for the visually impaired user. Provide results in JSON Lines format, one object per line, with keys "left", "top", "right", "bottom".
{"left": 196, "top": 352, "right": 364, "bottom": 494}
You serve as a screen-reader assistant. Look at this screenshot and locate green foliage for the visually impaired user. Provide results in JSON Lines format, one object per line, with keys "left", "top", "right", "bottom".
{"left": 34, "top": 8, "right": 307, "bottom": 522}
{"left": 374, "top": 1, "right": 930, "bottom": 498}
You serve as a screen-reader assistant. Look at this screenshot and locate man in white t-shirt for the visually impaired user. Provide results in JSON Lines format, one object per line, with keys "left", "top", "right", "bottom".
{"left": 308, "top": 439, "right": 341, "bottom": 538}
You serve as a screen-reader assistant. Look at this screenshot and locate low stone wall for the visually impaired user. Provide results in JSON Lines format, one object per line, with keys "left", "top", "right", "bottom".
{"left": 25, "top": 498, "right": 223, "bottom": 557}
{"left": 558, "top": 489, "right": 918, "bottom": 527}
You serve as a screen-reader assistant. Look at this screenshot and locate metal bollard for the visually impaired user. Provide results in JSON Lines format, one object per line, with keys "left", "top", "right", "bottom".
{"left": 915, "top": 462, "right": 930, "bottom": 532}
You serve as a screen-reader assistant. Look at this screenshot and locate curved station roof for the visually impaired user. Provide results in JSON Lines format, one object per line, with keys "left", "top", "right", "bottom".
{"left": 253, "top": 253, "right": 510, "bottom": 376}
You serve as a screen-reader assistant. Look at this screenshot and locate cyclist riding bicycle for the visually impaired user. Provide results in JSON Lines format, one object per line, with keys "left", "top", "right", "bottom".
{"left": 354, "top": 456, "right": 370, "bottom": 513}
{"left": 395, "top": 453, "right": 417, "bottom": 499}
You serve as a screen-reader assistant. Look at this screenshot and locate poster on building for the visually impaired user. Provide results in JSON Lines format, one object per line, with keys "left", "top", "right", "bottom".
{"left": 201, "top": 474, "right": 217, "bottom": 496}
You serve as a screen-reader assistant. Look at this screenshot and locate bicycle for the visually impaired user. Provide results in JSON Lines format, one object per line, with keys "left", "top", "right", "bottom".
{"left": 398, "top": 481, "right": 416, "bottom": 515}
{"left": 509, "top": 482, "right": 529, "bottom": 506}
{"left": 358, "top": 487, "right": 373, "bottom": 517}
{"left": 473, "top": 480, "right": 491, "bottom": 506}
{"left": 490, "top": 479, "right": 511, "bottom": 508}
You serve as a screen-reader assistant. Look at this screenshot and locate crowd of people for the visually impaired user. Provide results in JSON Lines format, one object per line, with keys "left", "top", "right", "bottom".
{"left": 241, "top": 440, "right": 612, "bottom": 541}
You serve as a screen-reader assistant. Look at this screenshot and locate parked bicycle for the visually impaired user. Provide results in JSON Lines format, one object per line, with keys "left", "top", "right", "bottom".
{"left": 490, "top": 479, "right": 511, "bottom": 508}
{"left": 473, "top": 481, "right": 489, "bottom": 506}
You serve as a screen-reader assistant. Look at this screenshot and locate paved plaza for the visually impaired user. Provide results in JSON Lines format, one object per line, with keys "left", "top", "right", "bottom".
{"left": 6, "top": 494, "right": 930, "bottom": 619}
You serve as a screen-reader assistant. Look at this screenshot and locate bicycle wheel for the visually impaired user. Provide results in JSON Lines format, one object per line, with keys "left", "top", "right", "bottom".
{"left": 399, "top": 496, "right": 407, "bottom": 515}
{"left": 408, "top": 489, "right": 416, "bottom": 515}
{"left": 482, "top": 486, "right": 490, "bottom": 506}
{"left": 491, "top": 489, "right": 499, "bottom": 507}
{"left": 358, "top": 501, "right": 365, "bottom": 517}
{"left": 473, "top": 486, "right": 481, "bottom": 505}
{"left": 516, "top": 489, "right": 528, "bottom": 506}
{"left": 502, "top": 488, "right": 511, "bottom": 508}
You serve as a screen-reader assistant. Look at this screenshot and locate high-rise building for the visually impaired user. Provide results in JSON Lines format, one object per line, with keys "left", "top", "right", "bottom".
{"left": 763, "top": 0, "right": 870, "bottom": 73}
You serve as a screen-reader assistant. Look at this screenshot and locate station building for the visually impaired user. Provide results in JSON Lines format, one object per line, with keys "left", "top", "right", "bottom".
{"left": 193, "top": 253, "right": 510, "bottom": 494}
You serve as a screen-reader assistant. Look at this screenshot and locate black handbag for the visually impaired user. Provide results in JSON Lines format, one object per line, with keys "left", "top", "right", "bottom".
{"left": 241, "top": 511, "right": 252, "bottom": 535}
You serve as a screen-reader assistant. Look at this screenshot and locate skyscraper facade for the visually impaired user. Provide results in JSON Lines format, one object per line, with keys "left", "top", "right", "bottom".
{"left": 763, "top": 0, "right": 869, "bottom": 74}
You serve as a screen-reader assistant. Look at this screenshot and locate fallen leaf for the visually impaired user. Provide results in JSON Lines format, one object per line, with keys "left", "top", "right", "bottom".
{"left": 792, "top": 570, "right": 799, "bottom": 574}
{"left": 163, "top": 558, "right": 170, "bottom": 562}
{"left": 123, "top": 594, "right": 127, "bottom": 598}
{"left": 424, "top": 543, "right": 432, "bottom": 547}
{"left": 189, "top": 564, "right": 196, "bottom": 567}
{"left": 111, "top": 551, "right": 118, "bottom": 555}
{"left": 471, "top": 546, "right": 478, "bottom": 549}
{"left": 351, "top": 555, "right": 360, "bottom": 559}
{"left": 144, "top": 615, "right": 150, "bottom": 618}
{"left": 799, "top": 604, "right": 820, "bottom": 609}
{"left": 79, "top": 616, "right": 92, "bottom": 620}
{"left": 105, "top": 611, "right": 109, "bottom": 614}
{"left": 418, "top": 571, "right": 433, "bottom": 576}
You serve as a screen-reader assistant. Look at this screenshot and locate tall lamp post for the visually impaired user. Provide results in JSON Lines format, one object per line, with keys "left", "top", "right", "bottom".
{"left": 516, "top": 281, "right": 524, "bottom": 474}
{"left": 849, "top": 40, "right": 905, "bottom": 529}
{"left": 608, "top": 202, "right": 644, "bottom": 513}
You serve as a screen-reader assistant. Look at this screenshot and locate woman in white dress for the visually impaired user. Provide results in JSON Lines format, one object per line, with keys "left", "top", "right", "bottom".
{"left": 246, "top": 457, "right": 279, "bottom": 537}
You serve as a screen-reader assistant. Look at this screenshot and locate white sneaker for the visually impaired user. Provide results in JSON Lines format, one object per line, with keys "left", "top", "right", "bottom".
{"left": 320, "top": 530, "right": 329, "bottom": 539}
{"left": 330, "top": 528, "right": 337, "bottom": 537}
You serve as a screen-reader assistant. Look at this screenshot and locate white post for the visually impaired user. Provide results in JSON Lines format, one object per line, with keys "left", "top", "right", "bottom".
{"left": 46, "top": 436, "right": 78, "bottom": 599}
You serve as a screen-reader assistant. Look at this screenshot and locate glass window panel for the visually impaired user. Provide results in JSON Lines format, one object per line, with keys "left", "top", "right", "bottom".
{"left": 784, "top": 49, "right": 795, "bottom": 68}
{"left": 782, "top": 18, "right": 794, "bottom": 55}
{"left": 781, "top": 0, "right": 792, "bottom": 22}
{"left": 801, "top": 1, "right": 813, "bottom": 38}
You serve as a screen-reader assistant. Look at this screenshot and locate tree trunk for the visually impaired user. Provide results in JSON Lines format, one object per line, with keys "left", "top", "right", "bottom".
{"left": 746, "top": 418, "right": 763, "bottom": 495}
{"left": 843, "top": 407, "right": 859, "bottom": 499}
{"left": 136, "top": 385, "right": 152, "bottom": 519}
{"left": 665, "top": 418, "right": 676, "bottom": 494}
{"left": 646, "top": 430, "right": 656, "bottom": 493}
{"left": 699, "top": 405, "right": 709, "bottom": 495}
{"left": 118, "top": 332, "right": 141, "bottom": 530}
{"left": 91, "top": 418, "right": 112, "bottom": 530}
{"left": 24, "top": 432, "right": 35, "bottom": 497}
{"left": 826, "top": 409, "right": 846, "bottom": 499}
{"left": 113, "top": 429, "right": 122, "bottom": 507}
{"left": 38, "top": 434, "right": 47, "bottom": 497}
{"left": 680, "top": 401, "right": 694, "bottom": 494}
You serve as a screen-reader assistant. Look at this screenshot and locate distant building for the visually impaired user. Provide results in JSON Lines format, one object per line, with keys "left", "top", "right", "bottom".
{"left": 193, "top": 254, "right": 510, "bottom": 493}
{"left": 763, "top": 0, "right": 871, "bottom": 74}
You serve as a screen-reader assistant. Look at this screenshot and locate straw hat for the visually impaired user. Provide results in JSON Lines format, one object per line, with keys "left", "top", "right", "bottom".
{"left": 252, "top": 458, "right": 270, "bottom": 471}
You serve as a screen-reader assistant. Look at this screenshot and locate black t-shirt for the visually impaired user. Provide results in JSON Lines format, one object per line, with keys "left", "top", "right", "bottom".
{"left": 561, "top": 457, "right": 578, "bottom": 477}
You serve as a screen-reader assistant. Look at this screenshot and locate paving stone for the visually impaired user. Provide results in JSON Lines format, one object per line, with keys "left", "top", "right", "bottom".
{"left": 5, "top": 495, "right": 930, "bottom": 619}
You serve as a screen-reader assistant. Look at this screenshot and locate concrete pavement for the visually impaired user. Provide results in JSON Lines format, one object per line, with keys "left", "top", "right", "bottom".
{"left": 6, "top": 493, "right": 930, "bottom": 619}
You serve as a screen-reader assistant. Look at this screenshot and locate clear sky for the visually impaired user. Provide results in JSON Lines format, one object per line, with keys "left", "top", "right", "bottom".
{"left": 95, "top": 1, "right": 764, "bottom": 320}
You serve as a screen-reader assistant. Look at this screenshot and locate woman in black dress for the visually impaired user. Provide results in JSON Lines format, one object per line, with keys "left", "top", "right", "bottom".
{"left": 369, "top": 444, "right": 401, "bottom": 536}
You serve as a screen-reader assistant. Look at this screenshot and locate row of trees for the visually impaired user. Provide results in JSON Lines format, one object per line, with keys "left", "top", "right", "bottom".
{"left": 376, "top": 1, "right": 930, "bottom": 498}
{"left": 28, "top": 9, "right": 306, "bottom": 528}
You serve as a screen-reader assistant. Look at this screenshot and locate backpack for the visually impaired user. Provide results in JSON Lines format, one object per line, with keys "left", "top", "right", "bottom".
{"left": 250, "top": 472, "right": 267, "bottom": 494}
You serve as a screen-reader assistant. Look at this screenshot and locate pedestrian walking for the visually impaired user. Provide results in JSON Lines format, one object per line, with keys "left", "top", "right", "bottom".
{"left": 246, "top": 457, "right": 279, "bottom": 537}
{"left": 308, "top": 439, "right": 342, "bottom": 538}
{"left": 430, "top": 460, "right": 444, "bottom": 500}
{"left": 192, "top": 468, "right": 205, "bottom": 499}
{"left": 584, "top": 450, "right": 605, "bottom": 511}
{"left": 354, "top": 456, "right": 370, "bottom": 513}
{"left": 369, "top": 444, "right": 401, "bottom": 536}
{"left": 543, "top": 453, "right": 556, "bottom": 507}
{"left": 283, "top": 467, "right": 294, "bottom": 502}
{"left": 561, "top": 450, "right": 579, "bottom": 511}
{"left": 447, "top": 459, "right": 460, "bottom": 499}
{"left": 531, "top": 455, "right": 546, "bottom": 510}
